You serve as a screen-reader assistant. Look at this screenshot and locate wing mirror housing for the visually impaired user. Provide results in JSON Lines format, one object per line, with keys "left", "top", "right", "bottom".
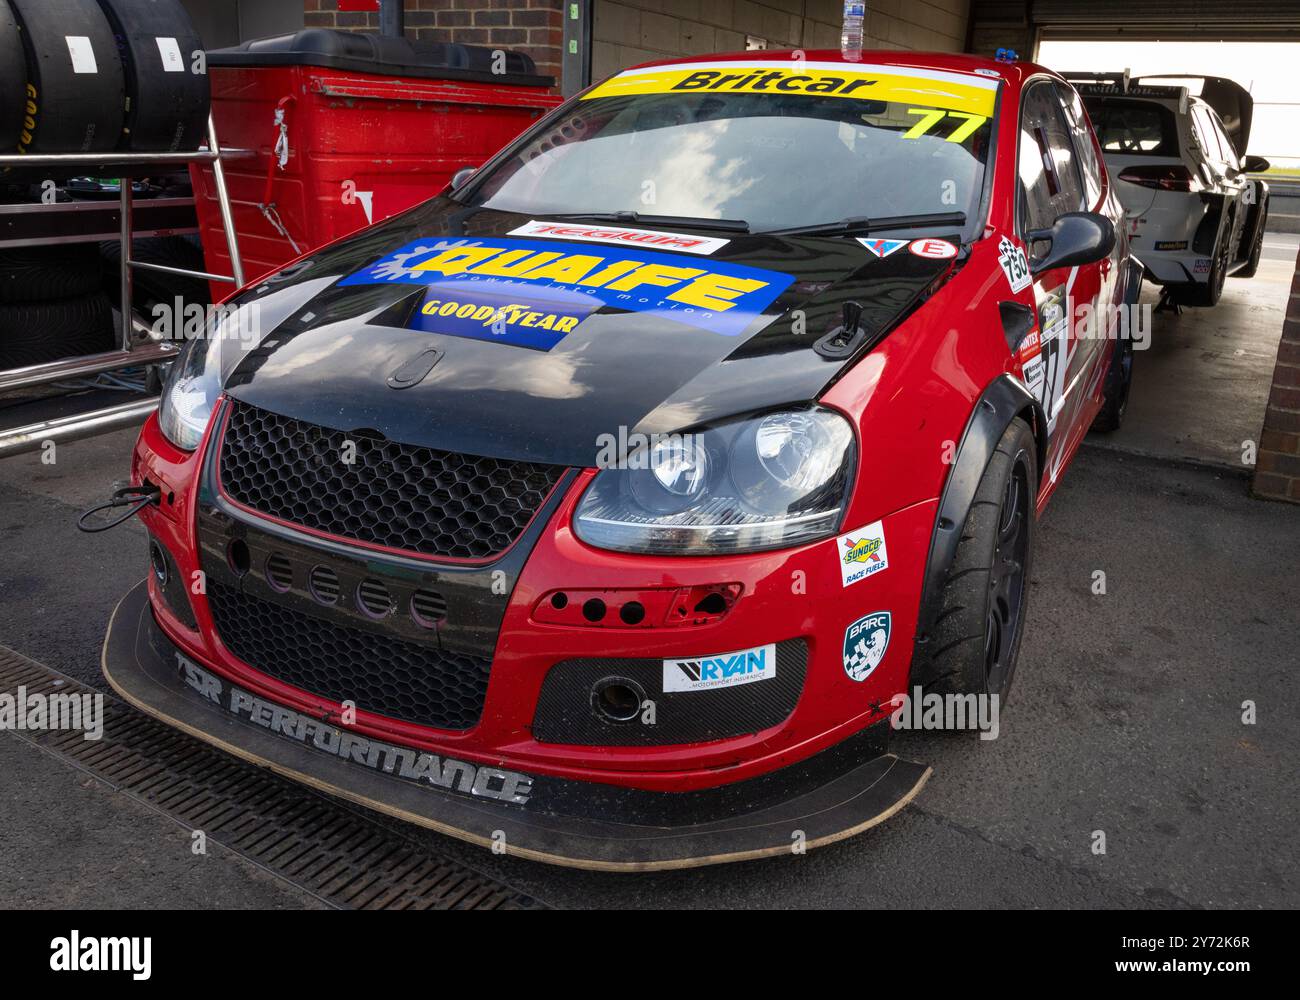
{"left": 1243, "top": 154, "right": 1270, "bottom": 174}
{"left": 1027, "top": 212, "right": 1116, "bottom": 275}
{"left": 450, "top": 165, "right": 477, "bottom": 190}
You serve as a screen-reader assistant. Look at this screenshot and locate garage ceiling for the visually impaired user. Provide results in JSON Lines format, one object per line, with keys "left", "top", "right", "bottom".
{"left": 971, "top": 0, "right": 1300, "bottom": 41}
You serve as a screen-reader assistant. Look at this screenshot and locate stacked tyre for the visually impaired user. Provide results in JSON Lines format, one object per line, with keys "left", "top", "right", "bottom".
{"left": 0, "top": 245, "right": 114, "bottom": 368}
{"left": 1, "top": 0, "right": 209, "bottom": 155}
{"left": 0, "top": 0, "right": 211, "bottom": 368}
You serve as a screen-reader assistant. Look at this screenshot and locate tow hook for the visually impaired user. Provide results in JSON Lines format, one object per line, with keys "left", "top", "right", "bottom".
{"left": 77, "top": 484, "right": 161, "bottom": 533}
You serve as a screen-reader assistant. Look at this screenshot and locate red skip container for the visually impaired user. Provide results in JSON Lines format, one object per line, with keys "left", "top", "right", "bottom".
{"left": 190, "top": 29, "right": 560, "bottom": 292}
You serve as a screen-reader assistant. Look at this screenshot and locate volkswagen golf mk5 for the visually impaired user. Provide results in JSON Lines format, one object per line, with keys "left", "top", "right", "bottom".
{"left": 102, "top": 50, "right": 1139, "bottom": 870}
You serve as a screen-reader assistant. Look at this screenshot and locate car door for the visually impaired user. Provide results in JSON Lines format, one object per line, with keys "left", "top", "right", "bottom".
{"left": 1191, "top": 105, "right": 1248, "bottom": 262}
{"left": 1016, "top": 81, "right": 1111, "bottom": 484}
{"left": 1206, "top": 108, "right": 1252, "bottom": 263}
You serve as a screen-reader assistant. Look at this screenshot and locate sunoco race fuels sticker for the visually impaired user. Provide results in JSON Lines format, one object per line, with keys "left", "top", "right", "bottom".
{"left": 339, "top": 238, "right": 794, "bottom": 345}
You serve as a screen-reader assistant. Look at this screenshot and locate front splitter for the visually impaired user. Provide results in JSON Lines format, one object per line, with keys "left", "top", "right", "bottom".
{"left": 103, "top": 581, "right": 930, "bottom": 871}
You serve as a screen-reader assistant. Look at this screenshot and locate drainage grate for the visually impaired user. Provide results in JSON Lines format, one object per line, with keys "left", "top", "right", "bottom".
{"left": 0, "top": 645, "right": 543, "bottom": 911}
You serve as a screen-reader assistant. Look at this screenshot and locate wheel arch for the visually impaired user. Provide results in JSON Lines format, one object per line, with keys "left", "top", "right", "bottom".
{"left": 910, "top": 374, "right": 1045, "bottom": 684}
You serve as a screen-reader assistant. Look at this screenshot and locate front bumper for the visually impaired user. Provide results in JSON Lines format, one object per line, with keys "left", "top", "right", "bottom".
{"left": 105, "top": 579, "right": 931, "bottom": 871}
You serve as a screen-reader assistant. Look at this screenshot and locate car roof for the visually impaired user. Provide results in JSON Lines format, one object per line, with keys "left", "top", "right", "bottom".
{"left": 1079, "top": 91, "right": 1210, "bottom": 118}
{"left": 615, "top": 48, "right": 1051, "bottom": 89}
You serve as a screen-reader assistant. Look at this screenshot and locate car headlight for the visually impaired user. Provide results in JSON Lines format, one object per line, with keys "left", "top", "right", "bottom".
{"left": 574, "top": 408, "right": 856, "bottom": 555}
{"left": 157, "top": 303, "right": 254, "bottom": 450}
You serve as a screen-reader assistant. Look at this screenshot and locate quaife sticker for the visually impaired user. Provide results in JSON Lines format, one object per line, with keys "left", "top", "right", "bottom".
{"left": 340, "top": 238, "right": 793, "bottom": 344}
{"left": 858, "top": 237, "right": 909, "bottom": 258}
{"left": 843, "top": 611, "right": 891, "bottom": 682}
{"left": 508, "top": 220, "right": 729, "bottom": 255}
{"left": 838, "top": 521, "right": 889, "bottom": 587}
{"left": 997, "top": 235, "right": 1031, "bottom": 292}
{"left": 663, "top": 643, "right": 777, "bottom": 692}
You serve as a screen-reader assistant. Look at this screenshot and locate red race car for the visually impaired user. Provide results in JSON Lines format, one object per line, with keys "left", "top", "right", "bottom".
{"left": 102, "top": 50, "right": 1139, "bottom": 870}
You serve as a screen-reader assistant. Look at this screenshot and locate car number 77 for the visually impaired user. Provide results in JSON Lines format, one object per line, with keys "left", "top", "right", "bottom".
{"left": 902, "top": 108, "right": 988, "bottom": 143}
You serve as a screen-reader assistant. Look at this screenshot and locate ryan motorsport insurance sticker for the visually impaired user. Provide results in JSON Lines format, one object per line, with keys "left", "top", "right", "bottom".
{"left": 339, "top": 238, "right": 794, "bottom": 350}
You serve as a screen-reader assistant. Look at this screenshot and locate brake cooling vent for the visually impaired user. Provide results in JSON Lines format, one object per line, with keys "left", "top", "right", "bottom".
{"left": 218, "top": 400, "right": 565, "bottom": 560}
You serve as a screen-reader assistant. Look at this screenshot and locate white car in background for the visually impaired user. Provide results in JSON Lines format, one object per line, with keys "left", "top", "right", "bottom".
{"left": 1064, "top": 73, "right": 1270, "bottom": 307}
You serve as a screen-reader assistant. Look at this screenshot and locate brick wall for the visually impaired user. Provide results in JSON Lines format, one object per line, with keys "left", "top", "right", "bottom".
{"left": 1253, "top": 244, "right": 1300, "bottom": 503}
{"left": 302, "top": 0, "right": 564, "bottom": 82}
{"left": 594, "top": 0, "right": 970, "bottom": 82}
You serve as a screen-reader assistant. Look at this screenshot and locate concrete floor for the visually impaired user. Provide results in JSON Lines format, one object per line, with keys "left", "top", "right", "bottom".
{"left": 0, "top": 438, "right": 1295, "bottom": 908}
{"left": 1091, "top": 233, "right": 1299, "bottom": 469}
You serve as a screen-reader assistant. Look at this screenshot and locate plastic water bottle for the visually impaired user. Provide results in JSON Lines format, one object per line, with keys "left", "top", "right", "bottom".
{"left": 841, "top": 1, "right": 865, "bottom": 62}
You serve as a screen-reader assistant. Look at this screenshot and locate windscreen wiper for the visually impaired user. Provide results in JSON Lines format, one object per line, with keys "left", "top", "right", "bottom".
{"left": 549, "top": 211, "right": 750, "bottom": 233}
{"left": 762, "top": 211, "right": 967, "bottom": 238}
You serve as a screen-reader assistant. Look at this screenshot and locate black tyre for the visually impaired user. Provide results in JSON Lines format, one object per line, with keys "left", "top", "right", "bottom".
{"left": 0, "top": 244, "right": 102, "bottom": 303}
{"left": 0, "top": 1, "right": 25, "bottom": 151}
{"left": 1236, "top": 195, "right": 1268, "bottom": 279}
{"left": 8, "top": 0, "right": 125, "bottom": 154}
{"left": 1172, "top": 216, "right": 1232, "bottom": 307}
{"left": 99, "top": 235, "right": 211, "bottom": 316}
{"left": 0, "top": 292, "right": 115, "bottom": 368}
{"left": 1090, "top": 335, "right": 1134, "bottom": 433}
{"left": 914, "top": 418, "right": 1037, "bottom": 704}
{"left": 95, "top": 0, "right": 209, "bottom": 152}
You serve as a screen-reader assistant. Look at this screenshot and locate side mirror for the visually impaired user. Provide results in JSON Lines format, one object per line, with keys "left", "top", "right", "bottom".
{"left": 1027, "top": 212, "right": 1115, "bottom": 275}
{"left": 450, "top": 165, "right": 477, "bottom": 190}
{"left": 1243, "top": 155, "right": 1270, "bottom": 174}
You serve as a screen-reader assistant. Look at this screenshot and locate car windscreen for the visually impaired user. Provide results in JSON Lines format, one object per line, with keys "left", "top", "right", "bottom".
{"left": 464, "top": 65, "right": 998, "bottom": 235}
{"left": 1083, "top": 98, "right": 1179, "bottom": 157}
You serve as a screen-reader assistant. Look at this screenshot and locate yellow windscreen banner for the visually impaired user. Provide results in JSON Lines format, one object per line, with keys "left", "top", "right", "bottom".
{"left": 582, "top": 65, "right": 997, "bottom": 117}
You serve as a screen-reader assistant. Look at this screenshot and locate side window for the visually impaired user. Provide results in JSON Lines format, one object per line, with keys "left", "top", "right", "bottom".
{"left": 1018, "top": 82, "right": 1085, "bottom": 236}
{"left": 1208, "top": 111, "right": 1240, "bottom": 169}
{"left": 1192, "top": 106, "right": 1225, "bottom": 163}
{"left": 1057, "top": 84, "right": 1102, "bottom": 206}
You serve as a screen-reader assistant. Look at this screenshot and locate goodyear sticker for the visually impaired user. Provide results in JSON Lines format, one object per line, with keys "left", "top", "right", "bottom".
{"left": 411, "top": 284, "right": 599, "bottom": 352}
{"left": 584, "top": 61, "right": 998, "bottom": 117}
{"left": 340, "top": 238, "right": 793, "bottom": 347}
{"left": 838, "top": 520, "right": 889, "bottom": 587}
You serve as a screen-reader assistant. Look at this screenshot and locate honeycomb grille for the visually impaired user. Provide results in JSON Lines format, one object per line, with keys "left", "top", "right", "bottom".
{"left": 218, "top": 401, "right": 565, "bottom": 560}
{"left": 206, "top": 580, "right": 491, "bottom": 731}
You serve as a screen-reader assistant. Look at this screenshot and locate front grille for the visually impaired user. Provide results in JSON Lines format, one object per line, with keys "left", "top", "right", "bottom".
{"left": 206, "top": 580, "right": 490, "bottom": 731}
{"left": 218, "top": 400, "right": 565, "bottom": 560}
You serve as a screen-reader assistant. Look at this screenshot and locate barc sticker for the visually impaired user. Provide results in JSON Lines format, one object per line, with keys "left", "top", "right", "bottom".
{"left": 843, "top": 611, "right": 891, "bottom": 682}
{"left": 663, "top": 643, "right": 777, "bottom": 692}
{"left": 508, "top": 220, "right": 729, "bottom": 255}
{"left": 838, "top": 521, "right": 889, "bottom": 587}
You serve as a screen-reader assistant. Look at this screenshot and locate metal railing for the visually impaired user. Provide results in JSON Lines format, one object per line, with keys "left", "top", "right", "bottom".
{"left": 0, "top": 114, "right": 247, "bottom": 457}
